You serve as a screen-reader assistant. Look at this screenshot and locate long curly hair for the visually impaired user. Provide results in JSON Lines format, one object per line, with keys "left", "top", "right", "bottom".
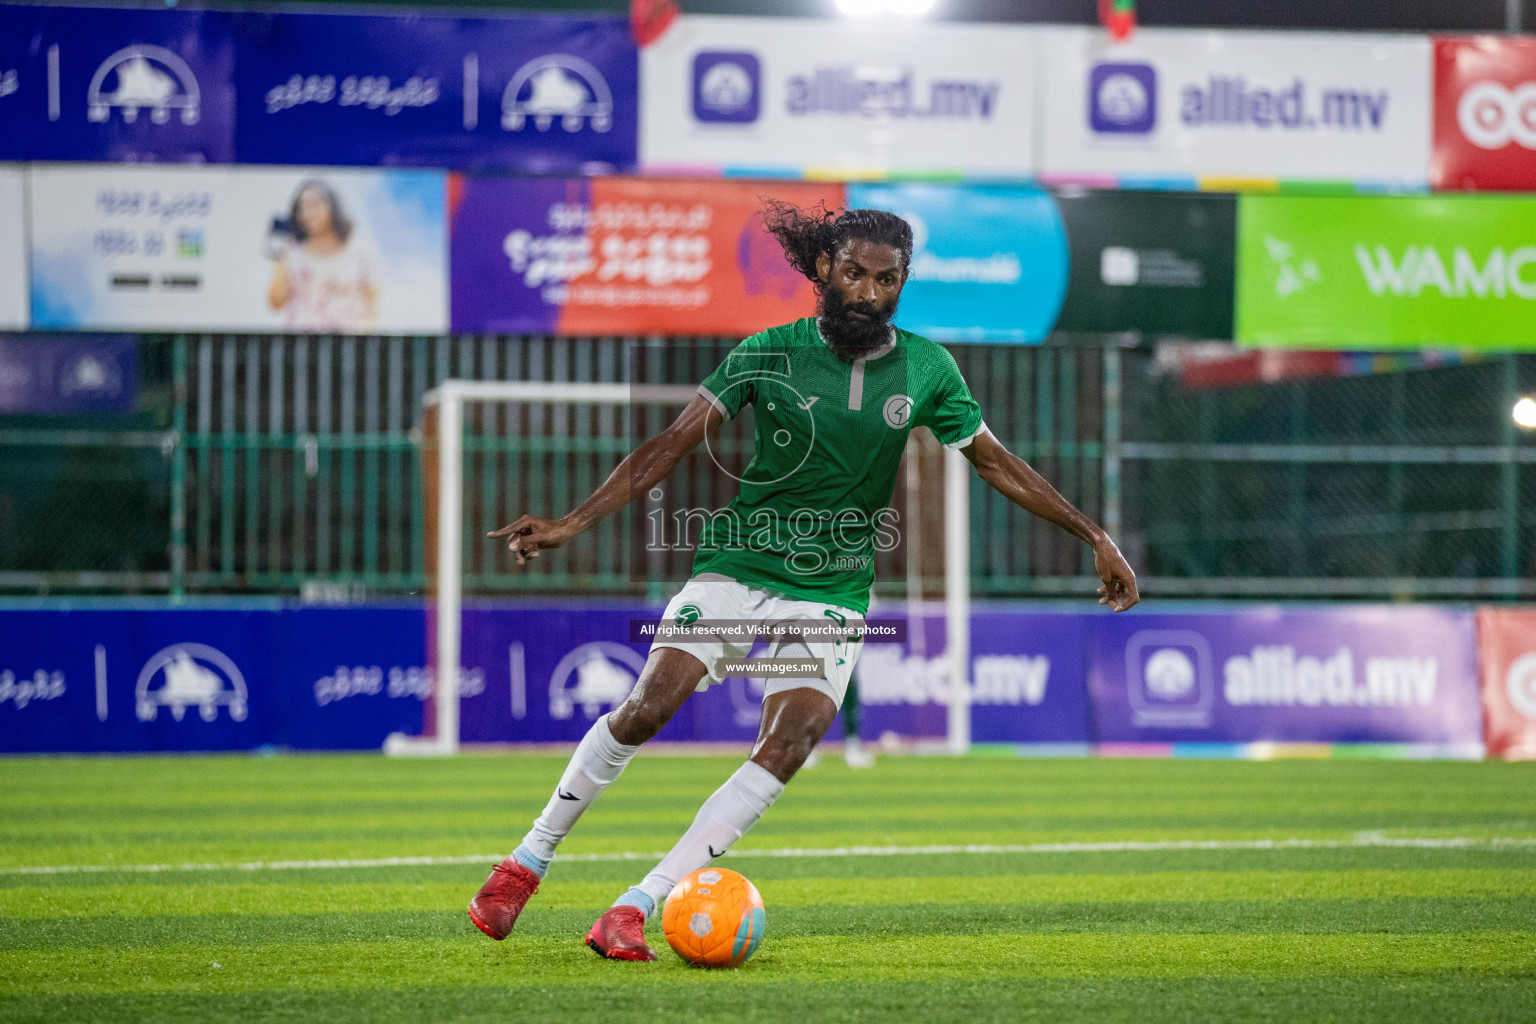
{"left": 759, "top": 199, "right": 913, "bottom": 288}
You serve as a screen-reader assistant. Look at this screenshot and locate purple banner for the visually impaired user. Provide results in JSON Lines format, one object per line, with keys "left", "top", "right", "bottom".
{"left": 1087, "top": 607, "right": 1484, "bottom": 745}
{"left": 854, "top": 610, "right": 1090, "bottom": 745}
{"left": 0, "top": 7, "right": 236, "bottom": 163}
{"left": 235, "top": 13, "right": 637, "bottom": 171}
{"left": 0, "top": 601, "right": 1488, "bottom": 753}
{"left": 0, "top": 335, "right": 137, "bottom": 414}
{"left": 448, "top": 177, "right": 587, "bottom": 334}
{"left": 0, "top": 605, "right": 429, "bottom": 754}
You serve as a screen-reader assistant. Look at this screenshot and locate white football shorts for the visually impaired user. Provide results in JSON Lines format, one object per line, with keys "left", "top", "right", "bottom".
{"left": 652, "top": 573, "right": 865, "bottom": 709}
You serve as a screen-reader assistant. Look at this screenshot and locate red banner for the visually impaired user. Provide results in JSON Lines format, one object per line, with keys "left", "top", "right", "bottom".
{"left": 560, "top": 179, "right": 844, "bottom": 337}
{"left": 1475, "top": 608, "right": 1536, "bottom": 760}
{"left": 1433, "top": 36, "right": 1536, "bottom": 191}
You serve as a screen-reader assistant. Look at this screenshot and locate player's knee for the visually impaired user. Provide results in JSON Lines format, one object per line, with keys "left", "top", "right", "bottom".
{"left": 608, "top": 700, "right": 669, "bottom": 745}
{"left": 753, "top": 731, "right": 817, "bottom": 782}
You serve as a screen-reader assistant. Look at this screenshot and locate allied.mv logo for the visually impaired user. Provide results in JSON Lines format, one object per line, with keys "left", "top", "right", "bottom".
{"left": 693, "top": 51, "right": 760, "bottom": 124}
{"left": 1089, "top": 62, "right": 1156, "bottom": 134}
{"left": 88, "top": 45, "right": 201, "bottom": 125}
{"left": 1143, "top": 648, "right": 1196, "bottom": 701}
{"left": 1125, "top": 629, "right": 1213, "bottom": 728}
{"left": 135, "top": 643, "right": 248, "bottom": 723}
{"left": 502, "top": 54, "right": 612, "bottom": 133}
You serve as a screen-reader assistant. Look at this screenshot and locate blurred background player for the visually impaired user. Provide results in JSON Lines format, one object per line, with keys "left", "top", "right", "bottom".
{"left": 466, "top": 200, "right": 1139, "bottom": 962}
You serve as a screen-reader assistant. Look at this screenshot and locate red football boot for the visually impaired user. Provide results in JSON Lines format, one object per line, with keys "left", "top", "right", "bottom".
{"left": 467, "top": 857, "right": 540, "bottom": 940}
{"left": 585, "top": 905, "right": 657, "bottom": 961}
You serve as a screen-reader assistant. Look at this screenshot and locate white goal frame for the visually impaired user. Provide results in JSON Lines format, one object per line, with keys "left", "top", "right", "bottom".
{"left": 385, "top": 379, "right": 972, "bottom": 757}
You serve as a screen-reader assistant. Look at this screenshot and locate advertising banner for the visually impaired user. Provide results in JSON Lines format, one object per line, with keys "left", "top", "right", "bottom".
{"left": 0, "top": 606, "right": 431, "bottom": 754}
{"left": 845, "top": 183, "right": 1068, "bottom": 343}
{"left": 1433, "top": 37, "right": 1536, "bottom": 191}
{"left": 1054, "top": 189, "right": 1235, "bottom": 338}
{"left": 1088, "top": 607, "right": 1484, "bottom": 747}
{"left": 640, "top": 15, "right": 1039, "bottom": 177}
{"left": 0, "top": 6, "right": 235, "bottom": 163}
{"left": 1236, "top": 194, "right": 1536, "bottom": 350}
{"left": 1475, "top": 608, "right": 1536, "bottom": 760}
{"left": 236, "top": 13, "right": 637, "bottom": 172}
{"left": 0, "top": 167, "right": 24, "bottom": 330}
{"left": 450, "top": 176, "right": 839, "bottom": 335}
{"left": 854, "top": 610, "right": 1090, "bottom": 745}
{"left": 29, "top": 164, "right": 447, "bottom": 334}
{"left": 0, "top": 334, "right": 137, "bottom": 415}
{"left": 0, "top": 607, "right": 285, "bottom": 754}
{"left": 1040, "top": 27, "right": 1432, "bottom": 187}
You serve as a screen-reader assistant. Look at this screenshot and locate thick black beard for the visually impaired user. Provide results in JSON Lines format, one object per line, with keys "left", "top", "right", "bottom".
{"left": 817, "top": 288, "right": 897, "bottom": 360}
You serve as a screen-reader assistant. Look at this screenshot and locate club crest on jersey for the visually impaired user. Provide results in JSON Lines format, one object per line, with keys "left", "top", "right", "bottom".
{"left": 882, "top": 394, "right": 914, "bottom": 429}
{"left": 675, "top": 604, "right": 702, "bottom": 626}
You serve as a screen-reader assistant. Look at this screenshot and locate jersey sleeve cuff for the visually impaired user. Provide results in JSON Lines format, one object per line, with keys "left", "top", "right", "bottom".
{"left": 697, "top": 384, "right": 730, "bottom": 419}
{"left": 941, "top": 422, "right": 988, "bottom": 451}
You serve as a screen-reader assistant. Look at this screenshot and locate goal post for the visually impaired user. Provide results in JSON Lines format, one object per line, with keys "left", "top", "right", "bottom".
{"left": 385, "top": 378, "right": 973, "bottom": 757}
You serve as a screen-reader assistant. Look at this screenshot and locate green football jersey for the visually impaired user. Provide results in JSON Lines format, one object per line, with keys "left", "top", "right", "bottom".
{"left": 691, "top": 316, "right": 984, "bottom": 615}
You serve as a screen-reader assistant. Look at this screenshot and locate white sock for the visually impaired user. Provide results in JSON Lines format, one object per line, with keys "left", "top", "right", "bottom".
{"left": 518, "top": 713, "right": 638, "bottom": 865}
{"left": 629, "top": 760, "right": 785, "bottom": 913}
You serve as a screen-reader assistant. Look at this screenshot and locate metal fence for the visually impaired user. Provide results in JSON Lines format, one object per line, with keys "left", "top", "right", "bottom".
{"left": 1, "top": 333, "right": 1531, "bottom": 599}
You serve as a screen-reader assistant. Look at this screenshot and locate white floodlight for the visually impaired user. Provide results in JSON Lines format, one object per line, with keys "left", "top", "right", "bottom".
{"left": 1514, "top": 396, "right": 1536, "bottom": 429}
{"left": 835, "top": 0, "right": 935, "bottom": 14}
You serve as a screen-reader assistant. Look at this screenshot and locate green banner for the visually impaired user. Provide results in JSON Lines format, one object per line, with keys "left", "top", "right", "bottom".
{"left": 1055, "top": 190, "right": 1235, "bottom": 340}
{"left": 1237, "top": 194, "right": 1536, "bottom": 350}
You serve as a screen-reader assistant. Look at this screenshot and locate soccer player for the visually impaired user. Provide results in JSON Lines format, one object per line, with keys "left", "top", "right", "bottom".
{"left": 467, "top": 201, "right": 1139, "bottom": 961}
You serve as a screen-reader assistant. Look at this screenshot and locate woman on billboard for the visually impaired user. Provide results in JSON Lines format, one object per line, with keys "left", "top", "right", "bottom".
{"left": 266, "top": 179, "right": 378, "bottom": 331}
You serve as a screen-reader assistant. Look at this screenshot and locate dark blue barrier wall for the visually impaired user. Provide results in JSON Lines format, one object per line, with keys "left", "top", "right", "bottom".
{"left": 0, "top": 601, "right": 1486, "bottom": 754}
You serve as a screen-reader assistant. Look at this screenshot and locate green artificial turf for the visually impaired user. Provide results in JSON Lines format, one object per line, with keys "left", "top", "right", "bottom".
{"left": 1, "top": 753, "right": 1534, "bottom": 1023}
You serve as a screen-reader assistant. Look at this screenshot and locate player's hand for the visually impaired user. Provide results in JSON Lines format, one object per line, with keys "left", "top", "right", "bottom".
{"left": 488, "top": 515, "right": 572, "bottom": 566}
{"left": 1093, "top": 538, "right": 1139, "bottom": 612}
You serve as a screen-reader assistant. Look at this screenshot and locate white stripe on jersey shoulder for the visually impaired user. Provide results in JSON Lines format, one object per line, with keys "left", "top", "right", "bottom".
{"left": 696, "top": 384, "right": 730, "bottom": 419}
{"left": 942, "top": 422, "right": 990, "bottom": 451}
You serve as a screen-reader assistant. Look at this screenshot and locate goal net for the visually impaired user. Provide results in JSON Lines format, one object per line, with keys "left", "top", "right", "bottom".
{"left": 386, "top": 376, "right": 972, "bottom": 756}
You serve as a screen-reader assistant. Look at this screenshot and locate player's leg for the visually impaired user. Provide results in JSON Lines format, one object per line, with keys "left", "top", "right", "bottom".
{"left": 467, "top": 647, "right": 707, "bottom": 940}
{"left": 586, "top": 687, "right": 837, "bottom": 960}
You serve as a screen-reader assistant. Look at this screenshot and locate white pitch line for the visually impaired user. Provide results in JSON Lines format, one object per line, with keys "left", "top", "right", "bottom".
{"left": 4, "top": 836, "right": 1536, "bottom": 877}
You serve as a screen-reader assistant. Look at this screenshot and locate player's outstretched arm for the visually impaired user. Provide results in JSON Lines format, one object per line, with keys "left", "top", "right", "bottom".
{"left": 960, "top": 429, "right": 1139, "bottom": 612}
{"left": 489, "top": 395, "right": 721, "bottom": 566}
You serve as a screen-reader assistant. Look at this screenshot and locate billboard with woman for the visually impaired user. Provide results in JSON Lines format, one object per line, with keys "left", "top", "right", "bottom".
{"left": 29, "top": 165, "right": 446, "bottom": 334}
